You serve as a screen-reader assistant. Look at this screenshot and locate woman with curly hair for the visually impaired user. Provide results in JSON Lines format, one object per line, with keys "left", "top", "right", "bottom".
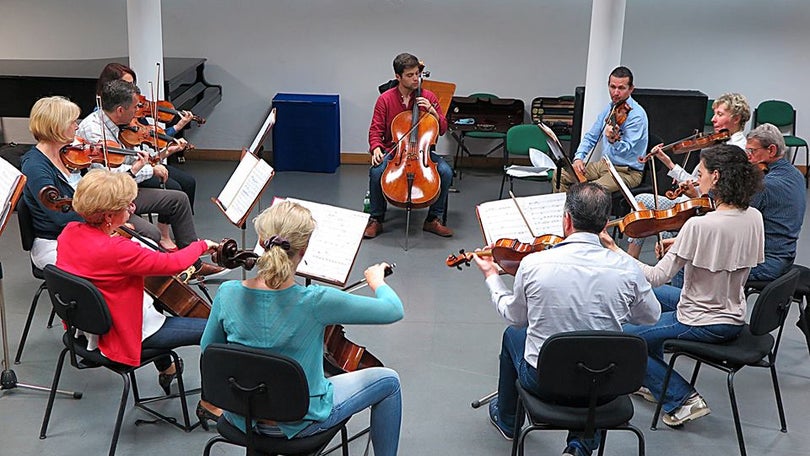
{"left": 601, "top": 144, "right": 764, "bottom": 427}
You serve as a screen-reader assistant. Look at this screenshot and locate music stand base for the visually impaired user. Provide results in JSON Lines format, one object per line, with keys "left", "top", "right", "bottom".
{"left": 471, "top": 391, "right": 497, "bottom": 409}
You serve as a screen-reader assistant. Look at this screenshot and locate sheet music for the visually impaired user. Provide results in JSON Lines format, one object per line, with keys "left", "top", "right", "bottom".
{"left": 0, "top": 156, "right": 24, "bottom": 235}
{"left": 603, "top": 157, "right": 640, "bottom": 211}
{"left": 217, "top": 152, "right": 275, "bottom": 225}
{"left": 248, "top": 107, "right": 277, "bottom": 155}
{"left": 280, "top": 197, "right": 369, "bottom": 286}
{"left": 538, "top": 122, "right": 566, "bottom": 161}
{"left": 476, "top": 193, "right": 566, "bottom": 245}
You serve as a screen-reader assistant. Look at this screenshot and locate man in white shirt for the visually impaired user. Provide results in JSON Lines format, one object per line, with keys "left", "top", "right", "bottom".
{"left": 474, "top": 182, "right": 660, "bottom": 456}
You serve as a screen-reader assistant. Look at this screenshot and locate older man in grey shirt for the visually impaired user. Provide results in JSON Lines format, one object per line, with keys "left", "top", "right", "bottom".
{"left": 474, "top": 182, "right": 660, "bottom": 456}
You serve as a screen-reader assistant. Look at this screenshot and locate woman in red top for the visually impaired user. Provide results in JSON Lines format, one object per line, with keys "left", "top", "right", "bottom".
{"left": 55, "top": 168, "right": 220, "bottom": 419}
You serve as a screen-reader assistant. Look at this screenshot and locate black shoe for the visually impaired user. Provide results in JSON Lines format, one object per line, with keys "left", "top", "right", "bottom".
{"left": 158, "top": 358, "right": 183, "bottom": 395}
{"left": 196, "top": 402, "right": 220, "bottom": 431}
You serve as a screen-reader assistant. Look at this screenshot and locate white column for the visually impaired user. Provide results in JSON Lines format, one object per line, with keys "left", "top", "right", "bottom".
{"left": 126, "top": 0, "right": 165, "bottom": 100}
{"left": 581, "top": 0, "right": 627, "bottom": 151}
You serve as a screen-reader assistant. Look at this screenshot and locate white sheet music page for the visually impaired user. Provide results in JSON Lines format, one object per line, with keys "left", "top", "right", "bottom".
{"left": 476, "top": 193, "right": 566, "bottom": 245}
{"left": 603, "top": 157, "right": 640, "bottom": 211}
{"left": 0, "top": 156, "right": 24, "bottom": 229}
{"left": 218, "top": 152, "right": 275, "bottom": 225}
{"left": 282, "top": 197, "right": 370, "bottom": 286}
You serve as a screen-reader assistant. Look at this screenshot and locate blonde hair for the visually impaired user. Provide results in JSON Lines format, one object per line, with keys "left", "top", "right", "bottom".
{"left": 713, "top": 93, "right": 751, "bottom": 131}
{"left": 72, "top": 169, "right": 138, "bottom": 225}
{"left": 29, "top": 96, "right": 81, "bottom": 143}
{"left": 253, "top": 201, "right": 316, "bottom": 288}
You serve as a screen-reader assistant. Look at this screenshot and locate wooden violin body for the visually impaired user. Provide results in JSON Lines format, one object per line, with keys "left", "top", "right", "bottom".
{"left": 616, "top": 196, "right": 715, "bottom": 239}
{"left": 118, "top": 118, "right": 191, "bottom": 151}
{"left": 446, "top": 234, "right": 564, "bottom": 275}
{"left": 60, "top": 139, "right": 140, "bottom": 170}
{"left": 136, "top": 94, "right": 206, "bottom": 125}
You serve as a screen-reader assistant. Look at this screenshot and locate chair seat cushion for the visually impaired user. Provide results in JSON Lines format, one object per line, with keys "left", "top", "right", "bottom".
{"left": 663, "top": 326, "right": 774, "bottom": 368}
{"left": 62, "top": 332, "right": 172, "bottom": 371}
{"left": 216, "top": 416, "right": 346, "bottom": 455}
{"left": 465, "top": 131, "right": 506, "bottom": 139}
{"left": 518, "top": 386, "right": 634, "bottom": 429}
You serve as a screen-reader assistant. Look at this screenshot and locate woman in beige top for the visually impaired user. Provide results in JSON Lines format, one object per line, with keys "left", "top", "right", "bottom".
{"left": 601, "top": 144, "right": 764, "bottom": 428}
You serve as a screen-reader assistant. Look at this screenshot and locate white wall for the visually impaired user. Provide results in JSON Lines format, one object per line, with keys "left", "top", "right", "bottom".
{"left": 2, "top": 0, "right": 809, "bottom": 158}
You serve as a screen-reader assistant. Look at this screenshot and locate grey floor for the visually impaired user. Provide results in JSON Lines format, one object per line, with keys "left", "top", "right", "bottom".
{"left": 1, "top": 161, "right": 809, "bottom": 456}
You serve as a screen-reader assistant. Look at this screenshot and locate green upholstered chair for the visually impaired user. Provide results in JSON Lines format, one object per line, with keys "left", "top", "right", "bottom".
{"left": 753, "top": 100, "right": 809, "bottom": 187}
{"left": 498, "top": 124, "right": 553, "bottom": 198}
{"left": 453, "top": 93, "right": 508, "bottom": 176}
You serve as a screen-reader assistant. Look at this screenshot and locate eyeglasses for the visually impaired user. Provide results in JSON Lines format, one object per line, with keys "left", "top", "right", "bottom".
{"left": 746, "top": 146, "right": 768, "bottom": 154}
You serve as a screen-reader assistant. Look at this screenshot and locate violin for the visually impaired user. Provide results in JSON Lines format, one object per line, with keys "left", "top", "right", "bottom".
{"left": 119, "top": 118, "right": 194, "bottom": 152}
{"left": 640, "top": 130, "right": 731, "bottom": 163}
{"left": 37, "top": 186, "right": 212, "bottom": 317}
{"left": 380, "top": 64, "right": 441, "bottom": 209}
{"left": 612, "top": 196, "right": 715, "bottom": 239}
{"left": 605, "top": 101, "right": 631, "bottom": 143}
{"left": 211, "top": 238, "right": 391, "bottom": 375}
{"left": 664, "top": 181, "right": 698, "bottom": 200}
{"left": 446, "top": 234, "right": 564, "bottom": 276}
{"left": 135, "top": 94, "right": 205, "bottom": 125}
{"left": 60, "top": 138, "right": 143, "bottom": 170}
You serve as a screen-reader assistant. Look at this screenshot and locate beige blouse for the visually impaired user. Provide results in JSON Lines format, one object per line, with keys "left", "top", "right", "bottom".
{"left": 640, "top": 208, "right": 765, "bottom": 326}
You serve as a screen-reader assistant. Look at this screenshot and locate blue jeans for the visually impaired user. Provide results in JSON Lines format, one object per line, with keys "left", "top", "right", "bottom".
{"left": 141, "top": 316, "right": 206, "bottom": 371}
{"left": 623, "top": 312, "right": 742, "bottom": 413}
{"left": 296, "top": 367, "right": 401, "bottom": 456}
{"left": 496, "top": 326, "right": 601, "bottom": 456}
{"left": 368, "top": 151, "right": 452, "bottom": 221}
{"left": 749, "top": 255, "right": 793, "bottom": 281}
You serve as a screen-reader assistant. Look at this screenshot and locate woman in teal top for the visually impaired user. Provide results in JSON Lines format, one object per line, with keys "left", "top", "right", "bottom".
{"left": 201, "top": 201, "right": 404, "bottom": 456}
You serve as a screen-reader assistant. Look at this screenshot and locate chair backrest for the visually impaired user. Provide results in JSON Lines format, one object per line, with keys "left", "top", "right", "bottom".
{"left": 754, "top": 100, "right": 796, "bottom": 131}
{"left": 704, "top": 99, "right": 715, "bottom": 130}
{"left": 505, "top": 124, "right": 550, "bottom": 157}
{"left": 201, "top": 343, "right": 310, "bottom": 425}
{"left": 469, "top": 92, "right": 498, "bottom": 100}
{"left": 534, "top": 330, "right": 647, "bottom": 407}
{"left": 43, "top": 264, "right": 112, "bottom": 336}
{"left": 16, "top": 197, "right": 36, "bottom": 252}
{"left": 749, "top": 268, "right": 800, "bottom": 337}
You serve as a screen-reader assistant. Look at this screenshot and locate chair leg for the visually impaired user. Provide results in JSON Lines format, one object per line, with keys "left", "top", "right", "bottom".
{"left": 597, "top": 429, "right": 607, "bottom": 456}
{"left": 202, "top": 436, "right": 228, "bottom": 456}
{"left": 14, "top": 282, "right": 47, "bottom": 363}
{"left": 767, "top": 356, "right": 788, "bottom": 432}
{"left": 108, "top": 373, "right": 132, "bottom": 456}
{"left": 623, "top": 424, "right": 647, "bottom": 456}
{"left": 39, "top": 348, "right": 69, "bottom": 439}
{"left": 689, "top": 360, "right": 702, "bottom": 386}
{"left": 47, "top": 307, "right": 57, "bottom": 328}
{"left": 726, "top": 370, "right": 748, "bottom": 456}
{"left": 511, "top": 395, "right": 525, "bottom": 456}
{"left": 651, "top": 353, "right": 681, "bottom": 430}
{"left": 172, "top": 352, "right": 194, "bottom": 429}
{"left": 499, "top": 173, "right": 507, "bottom": 199}
{"left": 341, "top": 425, "right": 349, "bottom": 456}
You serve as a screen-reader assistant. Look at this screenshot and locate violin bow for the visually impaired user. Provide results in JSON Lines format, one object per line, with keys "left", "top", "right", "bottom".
{"left": 508, "top": 190, "right": 538, "bottom": 239}
{"left": 95, "top": 95, "right": 111, "bottom": 170}
{"left": 649, "top": 157, "right": 665, "bottom": 259}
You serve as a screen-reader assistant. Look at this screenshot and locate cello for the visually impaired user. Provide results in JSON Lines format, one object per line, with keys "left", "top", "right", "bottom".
{"left": 380, "top": 65, "right": 441, "bottom": 210}
{"left": 37, "top": 186, "right": 212, "bottom": 318}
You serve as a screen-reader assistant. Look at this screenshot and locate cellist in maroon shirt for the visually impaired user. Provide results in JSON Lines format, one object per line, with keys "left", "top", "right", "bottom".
{"left": 364, "top": 52, "right": 454, "bottom": 239}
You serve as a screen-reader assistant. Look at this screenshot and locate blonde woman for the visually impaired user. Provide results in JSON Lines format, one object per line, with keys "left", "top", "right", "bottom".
{"left": 626, "top": 93, "right": 750, "bottom": 259}
{"left": 55, "top": 169, "right": 221, "bottom": 419}
{"left": 201, "top": 201, "right": 404, "bottom": 455}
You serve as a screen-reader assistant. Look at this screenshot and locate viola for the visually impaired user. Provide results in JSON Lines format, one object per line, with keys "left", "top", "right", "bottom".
{"left": 118, "top": 118, "right": 194, "bottom": 152}
{"left": 60, "top": 138, "right": 142, "bottom": 170}
{"left": 211, "top": 238, "right": 391, "bottom": 375}
{"left": 37, "top": 186, "right": 212, "bottom": 317}
{"left": 380, "top": 66, "right": 441, "bottom": 209}
{"left": 612, "top": 196, "right": 715, "bottom": 239}
{"left": 135, "top": 94, "right": 205, "bottom": 125}
{"left": 446, "top": 234, "right": 564, "bottom": 276}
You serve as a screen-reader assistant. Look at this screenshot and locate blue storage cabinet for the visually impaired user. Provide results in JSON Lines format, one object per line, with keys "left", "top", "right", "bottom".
{"left": 272, "top": 93, "right": 340, "bottom": 173}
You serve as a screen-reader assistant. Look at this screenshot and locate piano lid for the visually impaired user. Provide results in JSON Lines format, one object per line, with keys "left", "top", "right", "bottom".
{"left": 0, "top": 57, "right": 219, "bottom": 119}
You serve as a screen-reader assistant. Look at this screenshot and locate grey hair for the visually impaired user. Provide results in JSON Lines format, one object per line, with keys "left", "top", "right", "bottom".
{"left": 564, "top": 182, "right": 612, "bottom": 234}
{"left": 747, "top": 123, "right": 786, "bottom": 157}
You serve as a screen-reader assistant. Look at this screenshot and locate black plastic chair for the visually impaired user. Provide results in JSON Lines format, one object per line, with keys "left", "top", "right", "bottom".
{"left": 39, "top": 264, "right": 198, "bottom": 456}
{"left": 652, "top": 268, "right": 801, "bottom": 456}
{"left": 201, "top": 343, "right": 349, "bottom": 456}
{"left": 512, "top": 331, "right": 648, "bottom": 456}
{"left": 746, "top": 264, "right": 810, "bottom": 356}
{"left": 14, "top": 197, "right": 56, "bottom": 364}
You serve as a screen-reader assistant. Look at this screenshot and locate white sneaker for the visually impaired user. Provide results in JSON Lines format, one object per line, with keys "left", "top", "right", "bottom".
{"left": 632, "top": 386, "right": 657, "bottom": 403}
{"left": 662, "top": 393, "right": 711, "bottom": 427}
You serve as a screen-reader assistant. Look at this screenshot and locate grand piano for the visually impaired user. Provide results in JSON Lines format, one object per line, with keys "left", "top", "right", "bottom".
{"left": 0, "top": 57, "right": 221, "bottom": 120}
